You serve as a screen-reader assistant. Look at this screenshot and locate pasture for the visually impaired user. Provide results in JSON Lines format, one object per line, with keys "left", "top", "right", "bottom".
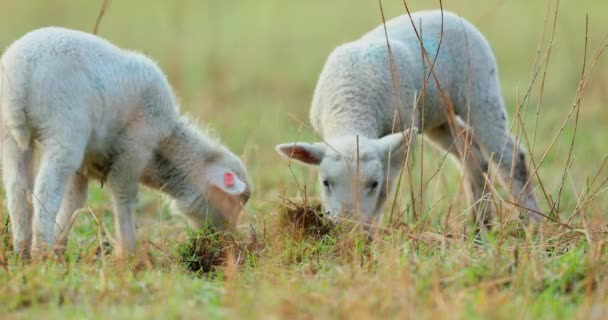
{"left": 1, "top": 0, "right": 608, "bottom": 318}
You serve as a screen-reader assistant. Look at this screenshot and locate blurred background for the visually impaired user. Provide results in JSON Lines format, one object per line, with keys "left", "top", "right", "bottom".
{"left": 1, "top": 0, "right": 607, "bottom": 218}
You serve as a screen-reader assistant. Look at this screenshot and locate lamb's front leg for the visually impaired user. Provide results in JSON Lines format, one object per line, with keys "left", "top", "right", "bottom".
{"left": 108, "top": 181, "right": 138, "bottom": 258}
{"left": 105, "top": 145, "right": 153, "bottom": 258}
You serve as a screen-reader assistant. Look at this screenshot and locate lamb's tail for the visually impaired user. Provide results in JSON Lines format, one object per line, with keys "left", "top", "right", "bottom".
{"left": 0, "top": 64, "right": 31, "bottom": 150}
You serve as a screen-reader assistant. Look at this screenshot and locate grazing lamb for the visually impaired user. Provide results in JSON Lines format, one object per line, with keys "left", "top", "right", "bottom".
{"left": 0, "top": 27, "right": 252, "bottom": 257}
{"left": 276, "top": 10, "right": 541, "bottom": 227}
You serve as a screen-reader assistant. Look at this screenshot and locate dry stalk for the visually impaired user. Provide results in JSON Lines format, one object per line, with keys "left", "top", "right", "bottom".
{"left": 92, "top": 0, "right": 111, "bottom": 35}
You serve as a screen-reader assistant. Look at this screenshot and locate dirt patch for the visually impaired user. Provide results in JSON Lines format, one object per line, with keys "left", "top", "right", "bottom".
{"left": 178, "top": 225, "right": 263, "bottom": 274}
{"left": 277, "top": 199, "right": 334, "bottom": 238}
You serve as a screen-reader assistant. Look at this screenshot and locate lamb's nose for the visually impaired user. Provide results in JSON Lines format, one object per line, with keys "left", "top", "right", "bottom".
{"left": 341, "top": 203, "right": 354, "bottom": 214}
{"left": 240, "top": 192, "right": 251, "bottom": 204}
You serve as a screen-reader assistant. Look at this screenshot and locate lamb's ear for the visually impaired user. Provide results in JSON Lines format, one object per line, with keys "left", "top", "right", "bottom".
{"left": 275, "top": 142, "right": 325, "bottom": 166}
{"left": 378, "top": 128, "right": 418, "bottom": 160}
{"left": 208, "top": 170, "right": 248, "bottom": 196}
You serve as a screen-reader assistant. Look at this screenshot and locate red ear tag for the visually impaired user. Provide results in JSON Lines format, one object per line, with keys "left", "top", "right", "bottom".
{"left": 224, "top": 172, "right": 235, "bottom": 187}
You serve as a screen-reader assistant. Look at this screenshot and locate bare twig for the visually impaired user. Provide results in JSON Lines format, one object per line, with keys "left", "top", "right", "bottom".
{"left": 504, "top": 200, "right": 573, "bottom": 230}
{"left": 92, "top": 0, "right": 112, "bottom": 35}
{"left": 530, "top": 0, "right": 560, "bottom": 152}
{"left": 554, "top": 14, "right": 588, "bottom": 214}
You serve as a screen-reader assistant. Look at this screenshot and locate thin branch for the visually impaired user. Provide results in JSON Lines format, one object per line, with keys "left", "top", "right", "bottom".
{"left": 92, "top": 0, "right": 112, "bottom": 35}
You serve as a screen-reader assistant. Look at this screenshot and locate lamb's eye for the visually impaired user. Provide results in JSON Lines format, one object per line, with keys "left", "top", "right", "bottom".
{"left": 323, "top": 179, "right": 330, "bottom": 188}
{"left": 369, "top": 181, "right": 379, "bottom": 190}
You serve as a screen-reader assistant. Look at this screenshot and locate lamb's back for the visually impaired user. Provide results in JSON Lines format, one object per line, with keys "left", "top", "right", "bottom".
{"left": 2, "top": 27, "right": 174, "bottom": 117}
{"left": 1, "top": 28, "right": 178, "bottom": 146}
{"left": 363, "top": 10, "right": 499, "bottom": 106}
{"left": 363, "top": 11, "right": 470, "bottom": 127}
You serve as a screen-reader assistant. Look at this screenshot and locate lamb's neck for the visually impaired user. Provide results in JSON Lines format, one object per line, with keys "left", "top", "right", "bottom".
{"left": 141, "top": 150, "right": 188, "bottom": 198}
{"left": 140, "top": 127, "right": 190, "bottom": 198}
{"left": 141, "top": 121, "right": 219, "bottom": 198}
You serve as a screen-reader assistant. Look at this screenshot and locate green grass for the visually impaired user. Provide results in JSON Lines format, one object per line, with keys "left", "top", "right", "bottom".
{"left": 2, "top": 0, "right": 608, "bottom": 319}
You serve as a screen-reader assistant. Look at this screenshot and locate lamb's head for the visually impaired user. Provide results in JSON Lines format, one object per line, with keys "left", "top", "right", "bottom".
{"left": 170, "top": 146, "right": 252, "bottom": 230}
{"left": 276, "top": 129, "right": 416, "bottom": 224}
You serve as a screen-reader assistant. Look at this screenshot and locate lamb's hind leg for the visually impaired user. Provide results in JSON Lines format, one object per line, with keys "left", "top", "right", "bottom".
{"left": 483, "top": 132, "right": 541, "bottom": 222}
{"left": 54, "top": 172, "right": 89, "bottom": 252}
{"left": 465, "top": 98, "right": 542, "bottom": 223}
{"left": 31, "top": 136, "right": 87, "bottom": 256}
{"left": 2, "top": 133, "right": 34, "bottom": 256}
{"left": 424, "top": 121, "right": 493, "bottom": 226}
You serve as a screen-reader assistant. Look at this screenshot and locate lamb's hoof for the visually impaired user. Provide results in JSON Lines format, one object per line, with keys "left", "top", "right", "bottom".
{"left": 13, "top": 249, "right": 32, "bottom": 261}
{"left": 30, "top": 245, "right": 57, "bottom": 261}
{"left": 521, "top": 210, "right": 544, "bottom": 225}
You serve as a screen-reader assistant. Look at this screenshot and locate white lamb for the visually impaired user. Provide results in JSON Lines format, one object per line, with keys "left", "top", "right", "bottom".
{"left": 1, "top": 27, "right": 252, "bottom": 257}
{"left": 276, "top": 10, "right": 541, "bottom": 227}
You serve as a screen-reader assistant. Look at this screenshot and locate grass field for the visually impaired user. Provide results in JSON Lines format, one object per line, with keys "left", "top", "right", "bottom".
{"left": 2, "top": 0, "right": 608, "bottom": 319}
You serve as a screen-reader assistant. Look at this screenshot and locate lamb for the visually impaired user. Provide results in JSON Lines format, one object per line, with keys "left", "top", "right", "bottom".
{"left": 0, "top": 27, "right": 252, "bottom": 258}
{"left": 276, "top": 10, "right": 541, "bottom": 227}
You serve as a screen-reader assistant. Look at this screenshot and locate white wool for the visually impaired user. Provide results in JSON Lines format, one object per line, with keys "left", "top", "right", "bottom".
{"left": 277, "top": 10, "right": 540, "bottom": 226}
{"left": 1, "top": 27, "right": 251, "bottom": 256}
